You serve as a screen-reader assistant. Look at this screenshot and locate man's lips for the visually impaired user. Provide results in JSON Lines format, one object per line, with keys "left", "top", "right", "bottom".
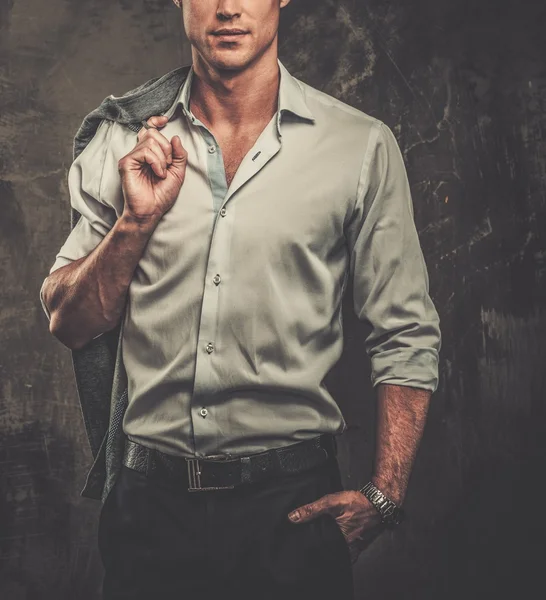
{"left": 211, "top": 29, "right": 249, "bottom": 36}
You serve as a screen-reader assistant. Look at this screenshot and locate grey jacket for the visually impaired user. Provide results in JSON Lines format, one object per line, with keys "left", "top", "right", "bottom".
{"left": 70, "top": 64, "right": 191, "bottom": 503}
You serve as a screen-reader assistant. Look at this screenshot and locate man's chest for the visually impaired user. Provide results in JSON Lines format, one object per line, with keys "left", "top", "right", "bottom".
{"left": 137, "top": 137, "right": 360, "bottom": 288}
{"left": 106, "top": 117, "right": 364, "bottom": 281}
{"left": 190, "top": 106, "right": 272, "bottom": 189}
{"left": 220, "top": 137, "right": 255, "bottom": 189}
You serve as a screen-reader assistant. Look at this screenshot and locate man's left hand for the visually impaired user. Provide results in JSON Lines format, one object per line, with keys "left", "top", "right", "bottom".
{"left": 287, "top": 490, "right": 386, "bottom": 564}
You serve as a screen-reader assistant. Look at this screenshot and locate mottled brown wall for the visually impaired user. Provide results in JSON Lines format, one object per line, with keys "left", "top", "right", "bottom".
{"left": 1, "top": 0, "right": 545, "bottom": 598}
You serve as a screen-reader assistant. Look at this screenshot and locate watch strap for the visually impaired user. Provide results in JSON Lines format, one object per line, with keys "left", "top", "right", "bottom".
{"left": 359, "top": 480, "right": 404, "bottom": 526}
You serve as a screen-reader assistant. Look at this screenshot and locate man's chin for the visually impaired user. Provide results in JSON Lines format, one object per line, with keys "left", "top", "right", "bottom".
{"left": 207, "top": 50, "right": 256, "bottom": 72}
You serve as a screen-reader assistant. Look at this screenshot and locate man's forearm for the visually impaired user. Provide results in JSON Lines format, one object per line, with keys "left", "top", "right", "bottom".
{"left": 43, "top": 213, "right": 160, "bottom": 350}
{"left": 371, "top": 383, "right": 432, "bottom": 506}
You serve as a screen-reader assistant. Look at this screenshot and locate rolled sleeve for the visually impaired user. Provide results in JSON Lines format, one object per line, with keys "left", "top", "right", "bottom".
{"left": 40, "top": 119, "right": 118, "bottom": 327}
{"left": 346, "top": 121, "right": 441, "bottom": 392}
{"left": 40, "top": 279, "right": 52, "bottom": 322}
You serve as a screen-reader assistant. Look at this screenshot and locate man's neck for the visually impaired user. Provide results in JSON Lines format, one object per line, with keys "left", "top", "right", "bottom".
{"left": 189, "top": 50, "right": 280, "bottom": 133}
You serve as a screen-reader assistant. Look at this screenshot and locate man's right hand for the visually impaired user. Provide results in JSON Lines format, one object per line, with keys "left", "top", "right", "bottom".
{"left": 118, "top": 115, "right": 188, "bottom": 223}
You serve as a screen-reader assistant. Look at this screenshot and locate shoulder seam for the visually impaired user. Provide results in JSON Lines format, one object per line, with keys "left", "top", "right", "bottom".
{"left": 354, "top": 119, "right": 384, "bottom": 210}
{"left": 300, "top": 82, "right": 383, "bottom": 125}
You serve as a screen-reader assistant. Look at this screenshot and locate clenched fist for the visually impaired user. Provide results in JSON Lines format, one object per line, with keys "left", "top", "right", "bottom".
{"left": 118, "top": 115, "right": 188, "bottom": 223}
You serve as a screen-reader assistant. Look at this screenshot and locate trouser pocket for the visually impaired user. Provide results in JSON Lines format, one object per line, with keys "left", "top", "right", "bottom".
{"left": 318, "top": 512, "right": 352, "bottom": 569}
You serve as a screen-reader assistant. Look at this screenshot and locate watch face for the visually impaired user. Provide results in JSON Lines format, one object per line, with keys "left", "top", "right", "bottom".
{"left": 390, "top": 507, "right": 404, "bottom": 526}
{"left": 383, "top": 504, "right": 396, "bottom": 518}
{"left": 381, "top": 504, "right": 403, "bottom": 526}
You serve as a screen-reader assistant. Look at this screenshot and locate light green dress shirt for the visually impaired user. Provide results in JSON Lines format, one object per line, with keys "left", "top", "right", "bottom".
{"left": 41, "top": 59, "right": 441, "bottom": 459}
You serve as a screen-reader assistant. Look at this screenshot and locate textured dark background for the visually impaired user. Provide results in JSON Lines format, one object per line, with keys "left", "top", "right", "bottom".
{"left": 1, "top": 0, "right": 545, "bottom": 598}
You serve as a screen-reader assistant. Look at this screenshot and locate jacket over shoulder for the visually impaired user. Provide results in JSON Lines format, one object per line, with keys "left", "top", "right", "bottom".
{"left": 69, "top": 64, "right": 191, "bottom": 502}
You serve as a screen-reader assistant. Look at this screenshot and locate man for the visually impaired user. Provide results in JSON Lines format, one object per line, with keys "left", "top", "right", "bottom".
{"left": 40, "top": 0, "right": 441, "bottom": 598}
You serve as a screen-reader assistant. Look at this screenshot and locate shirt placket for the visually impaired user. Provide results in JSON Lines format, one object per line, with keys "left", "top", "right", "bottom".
{"left": 185, "top": 108, "right": 282, "bottom": 457}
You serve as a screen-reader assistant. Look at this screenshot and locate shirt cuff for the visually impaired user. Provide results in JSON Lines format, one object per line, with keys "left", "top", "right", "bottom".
{"left": 370, "top": 347, "right": 440, "bottom": 392}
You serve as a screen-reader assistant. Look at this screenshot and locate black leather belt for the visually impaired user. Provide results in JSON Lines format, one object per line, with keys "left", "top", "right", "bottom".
{"left": 122, "top": 434, "right": 338, "bottom": 492}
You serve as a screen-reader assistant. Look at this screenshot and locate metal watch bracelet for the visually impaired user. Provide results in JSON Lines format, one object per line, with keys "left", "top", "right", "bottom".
{"left": 358, "top": 480, "right": 404, "bottom": 526}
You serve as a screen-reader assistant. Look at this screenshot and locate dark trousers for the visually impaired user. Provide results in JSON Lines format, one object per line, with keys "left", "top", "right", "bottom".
{"left": 98, "top": 451, "right": 354, "bottom": 600}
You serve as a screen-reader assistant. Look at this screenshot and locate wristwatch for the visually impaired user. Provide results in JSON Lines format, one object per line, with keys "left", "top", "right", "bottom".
{"left": 358, "top": 481, "right": 405, "bottom": 527}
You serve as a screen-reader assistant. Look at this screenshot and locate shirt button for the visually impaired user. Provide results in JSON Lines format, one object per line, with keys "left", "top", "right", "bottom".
{"left": 208, "top": 145, "right": 216, "bottom": 154}
{"left": 220, "top": 208, "right": 227, "bottom": 217}
{"left": 213, "top": 274, "right": 221, "bottom": 285}
{"left": 199, "top": 407, "right": 208, "bottom": 418}
{"left": 206, "top": 342, "right": 214, "bottom": 354}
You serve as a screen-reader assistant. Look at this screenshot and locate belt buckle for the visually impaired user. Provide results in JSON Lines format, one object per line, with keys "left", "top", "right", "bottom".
{"left": 186, "top": 457, "right": 235, "bottom": 492}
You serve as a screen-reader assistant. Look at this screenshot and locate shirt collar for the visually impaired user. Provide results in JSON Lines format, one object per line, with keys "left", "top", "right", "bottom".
{"left": 276, "top": 59, "right": 316, "bottom": 132}
{"left": 164, "top": 58, "right": 315, "bottom": 136}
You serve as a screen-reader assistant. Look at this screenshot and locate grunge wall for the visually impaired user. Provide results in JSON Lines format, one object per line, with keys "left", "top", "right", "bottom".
{"left": 1, "top": 1, "right": 545, "bottom": 598}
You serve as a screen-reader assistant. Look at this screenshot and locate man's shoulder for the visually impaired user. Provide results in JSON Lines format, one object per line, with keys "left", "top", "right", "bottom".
{"left": 107, "top": 64, "right": 191, "bottom": 107}
{"left": 296, "top": 76, "right": 383, "bottom": 132}
{"left": 74, "top": 64, "right": 191, "bottom": 159}
{"left": 84, "top": 64, "right": 191, "bottom": 126}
